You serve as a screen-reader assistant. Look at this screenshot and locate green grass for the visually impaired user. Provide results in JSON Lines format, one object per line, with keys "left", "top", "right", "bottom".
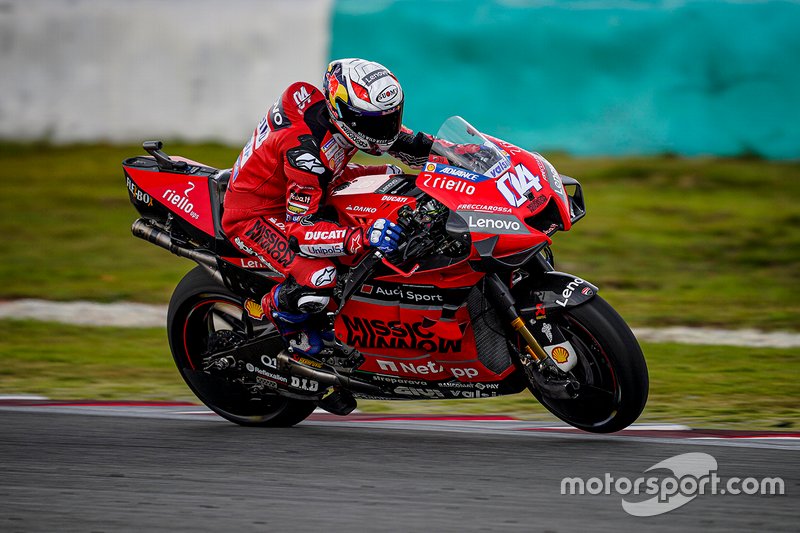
{"left": 1, "top": 320, "right": 797, "bottom": 430}
{"left": 1, "top": 143, "right": 798, "bottom": 329}
{"left": 0, "top": 320, "right": 191, "bottom": 401}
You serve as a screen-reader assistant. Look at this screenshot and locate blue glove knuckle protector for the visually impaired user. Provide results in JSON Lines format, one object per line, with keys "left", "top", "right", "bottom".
{"left": 368, "top": 218, "right": 403, "bottom": 252}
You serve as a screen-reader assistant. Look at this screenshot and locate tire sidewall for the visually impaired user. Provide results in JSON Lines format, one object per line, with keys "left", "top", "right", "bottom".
{"left": 167, "top": 266, "right": 316, "bottom": 427}
{"left": 527, "top": 295, "right": 649, "bottom": 433}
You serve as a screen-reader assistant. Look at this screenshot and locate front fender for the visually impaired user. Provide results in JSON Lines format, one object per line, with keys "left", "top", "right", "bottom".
{"left": 517, "top": 271, "right": 598, "bottom": 318}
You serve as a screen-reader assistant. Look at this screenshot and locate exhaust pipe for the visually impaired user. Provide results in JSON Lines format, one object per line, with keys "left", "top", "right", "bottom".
{"left": 277, "top": 352, "right": 381, "bottom": 395}
{"left": 131, "top": 218, "right": 223, "bottom": 283}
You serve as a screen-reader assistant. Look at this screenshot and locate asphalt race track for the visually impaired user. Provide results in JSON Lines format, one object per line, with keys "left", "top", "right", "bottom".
{"left": 0, "top": 402, "right": 797, "bottom": 532}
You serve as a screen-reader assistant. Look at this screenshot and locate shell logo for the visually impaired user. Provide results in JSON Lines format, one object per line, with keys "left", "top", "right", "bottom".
{"left": 244, "top": 299, "right": 265, "bottom": 320}
{"left": 550, "top": 346, "right": 570, "bottom": 364}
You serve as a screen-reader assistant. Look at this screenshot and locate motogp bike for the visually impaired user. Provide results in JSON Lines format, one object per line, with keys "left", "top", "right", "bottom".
{"left": 123, "top": 116, "right": 648, "bottom": 433}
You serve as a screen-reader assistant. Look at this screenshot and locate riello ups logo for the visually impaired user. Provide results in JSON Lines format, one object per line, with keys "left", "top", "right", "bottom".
{"left": 162, "top": 182, "right": 199, "bottom": 220}
{"left": 341, "top": 316, "right": 462, "bottom": 353}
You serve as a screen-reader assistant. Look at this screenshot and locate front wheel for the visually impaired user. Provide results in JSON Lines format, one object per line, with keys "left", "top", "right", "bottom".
{"left": 167, "top": 266, "right": 317, "bottom": 427}
{"left": 526, "top": 296, "right": 649, "bottom": 433}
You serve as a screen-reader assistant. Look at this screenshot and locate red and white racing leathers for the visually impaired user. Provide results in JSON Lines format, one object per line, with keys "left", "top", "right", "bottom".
{"left": 221, "top": 81, "right": 431, "bottom": 305}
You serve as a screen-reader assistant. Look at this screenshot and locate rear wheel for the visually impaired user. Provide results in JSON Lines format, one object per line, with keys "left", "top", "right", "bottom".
{"left": 167, "top": 267, "right": 317, "bottom": 427}
{"left": 525, "top": 296, "right": 648, "bottom": 433}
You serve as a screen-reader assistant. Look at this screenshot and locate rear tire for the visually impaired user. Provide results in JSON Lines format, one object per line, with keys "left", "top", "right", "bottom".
{"left": 167, "top": 266, "right": 317, "bottom": 427}
{"left": 526, "top": 296, "right": 648, "bottom": 433}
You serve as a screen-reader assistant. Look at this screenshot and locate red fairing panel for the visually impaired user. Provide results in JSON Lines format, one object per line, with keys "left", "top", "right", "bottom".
{"left": 336, "top": 297, "right": 512, "bottom": 383}
{"left": 127, "top": 167, "right": 215, "bottom": 235}
{"left": 415, "top": 144, "right": 572, "bottom": 258}
{"left": 327, "top": 174, "right": 416, "bottom": 224}
{"left": 220, "top": 256, "right": 277, "bottom": 270}
{"left": 490, "top": 137, "right": 573, "bottom": 232}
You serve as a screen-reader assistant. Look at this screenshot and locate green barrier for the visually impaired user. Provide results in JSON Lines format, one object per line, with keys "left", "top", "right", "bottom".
{"left": 331, "top": 1, "right": 800, "bottom": 159}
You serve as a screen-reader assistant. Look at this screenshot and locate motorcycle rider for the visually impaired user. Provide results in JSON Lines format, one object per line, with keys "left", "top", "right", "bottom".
{"left": 222, "top": 58, "right": 433, "bottom": 357}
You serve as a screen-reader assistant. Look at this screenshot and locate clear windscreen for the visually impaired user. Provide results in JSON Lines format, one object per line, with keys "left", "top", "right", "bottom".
{"left": 428, "top": 116, "right": 510, "bottom": 178}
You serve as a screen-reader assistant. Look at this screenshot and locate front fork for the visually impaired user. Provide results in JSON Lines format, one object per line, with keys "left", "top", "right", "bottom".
{"left": 484, "top": 273, "right": 580, "bottom": 399}
{"left": 484, "top": 274, "right": 551, "bottom": 365}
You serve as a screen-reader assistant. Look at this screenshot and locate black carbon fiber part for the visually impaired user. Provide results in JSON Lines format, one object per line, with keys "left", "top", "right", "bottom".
{"left": 467, "top": 287, "right": 513, "bottom": 374}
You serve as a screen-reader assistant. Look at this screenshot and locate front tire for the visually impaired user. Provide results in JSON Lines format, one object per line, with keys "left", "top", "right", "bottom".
{"left": 526, "top": 296, "right": 649, "bottom": 433}
{"left": 167, "top": 266, "right": 317, "bottom": 427}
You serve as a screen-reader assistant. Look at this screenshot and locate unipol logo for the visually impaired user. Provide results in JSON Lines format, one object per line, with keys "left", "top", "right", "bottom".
{"left": 497, "top": 163, "right": 543, "bottom": 207}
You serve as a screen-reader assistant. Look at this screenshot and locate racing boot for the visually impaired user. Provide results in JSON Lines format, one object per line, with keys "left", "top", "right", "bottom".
{"left": 262, "top": 285, "right": 334, "bottom": 357}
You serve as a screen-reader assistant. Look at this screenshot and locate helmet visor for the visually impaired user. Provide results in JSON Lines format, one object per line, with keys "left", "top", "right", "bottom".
{"left": 337, "top": 102, "right": 403, "bottom": 145}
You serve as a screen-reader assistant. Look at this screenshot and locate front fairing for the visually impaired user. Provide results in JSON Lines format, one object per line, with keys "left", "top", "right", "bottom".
{"left": 416, "top": 117, "right": 574, "bottom": 260}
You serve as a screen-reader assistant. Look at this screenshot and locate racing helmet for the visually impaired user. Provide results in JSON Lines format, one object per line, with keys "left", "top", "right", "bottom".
{"left": 323, "top": 58, "right": 404, "bottom": 154}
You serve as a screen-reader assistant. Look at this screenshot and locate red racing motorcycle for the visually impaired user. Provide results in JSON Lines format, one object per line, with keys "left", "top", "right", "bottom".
{"left": 123, "top": 116, "right": 648, "bottom": 433}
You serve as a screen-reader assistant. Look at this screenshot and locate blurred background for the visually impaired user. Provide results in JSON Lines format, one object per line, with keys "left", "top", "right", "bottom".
{"left": 0, "top": 0, "right": 798, "bottom": 428}
{"left": 3, "top": 0, "right": 799, "bottom": 156}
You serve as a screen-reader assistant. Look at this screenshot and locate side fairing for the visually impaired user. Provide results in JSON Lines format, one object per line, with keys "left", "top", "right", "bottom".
{"left": 123, "top": 158, "right": 216, "bottom": 236}
{"left": 336, "top": 291, "right": 515, "bottom": 385}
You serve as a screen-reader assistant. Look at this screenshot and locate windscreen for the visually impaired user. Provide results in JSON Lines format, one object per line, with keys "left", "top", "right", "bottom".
{"left": 427, "top": 116, "right": 510, "bottom": 178}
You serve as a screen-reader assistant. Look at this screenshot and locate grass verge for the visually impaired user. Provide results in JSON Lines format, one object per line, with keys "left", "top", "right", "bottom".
{"left": 1, "top": 320, "right": 797, "bottom": 430}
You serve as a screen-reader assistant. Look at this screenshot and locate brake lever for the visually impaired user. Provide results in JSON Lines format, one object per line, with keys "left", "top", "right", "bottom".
{"left": 375, "top": 250, "right": 420, "bottom": 278}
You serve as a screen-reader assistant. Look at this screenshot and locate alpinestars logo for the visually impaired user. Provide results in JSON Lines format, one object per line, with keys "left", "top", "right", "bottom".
{"left": 294, "top": 153, "right": 325, "bottom": 175}
{"left": 348, "top": 231, "right": 363, "bottom": 254}
{"left": 311, "top": 266, "right": 336, "bottom": 287}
